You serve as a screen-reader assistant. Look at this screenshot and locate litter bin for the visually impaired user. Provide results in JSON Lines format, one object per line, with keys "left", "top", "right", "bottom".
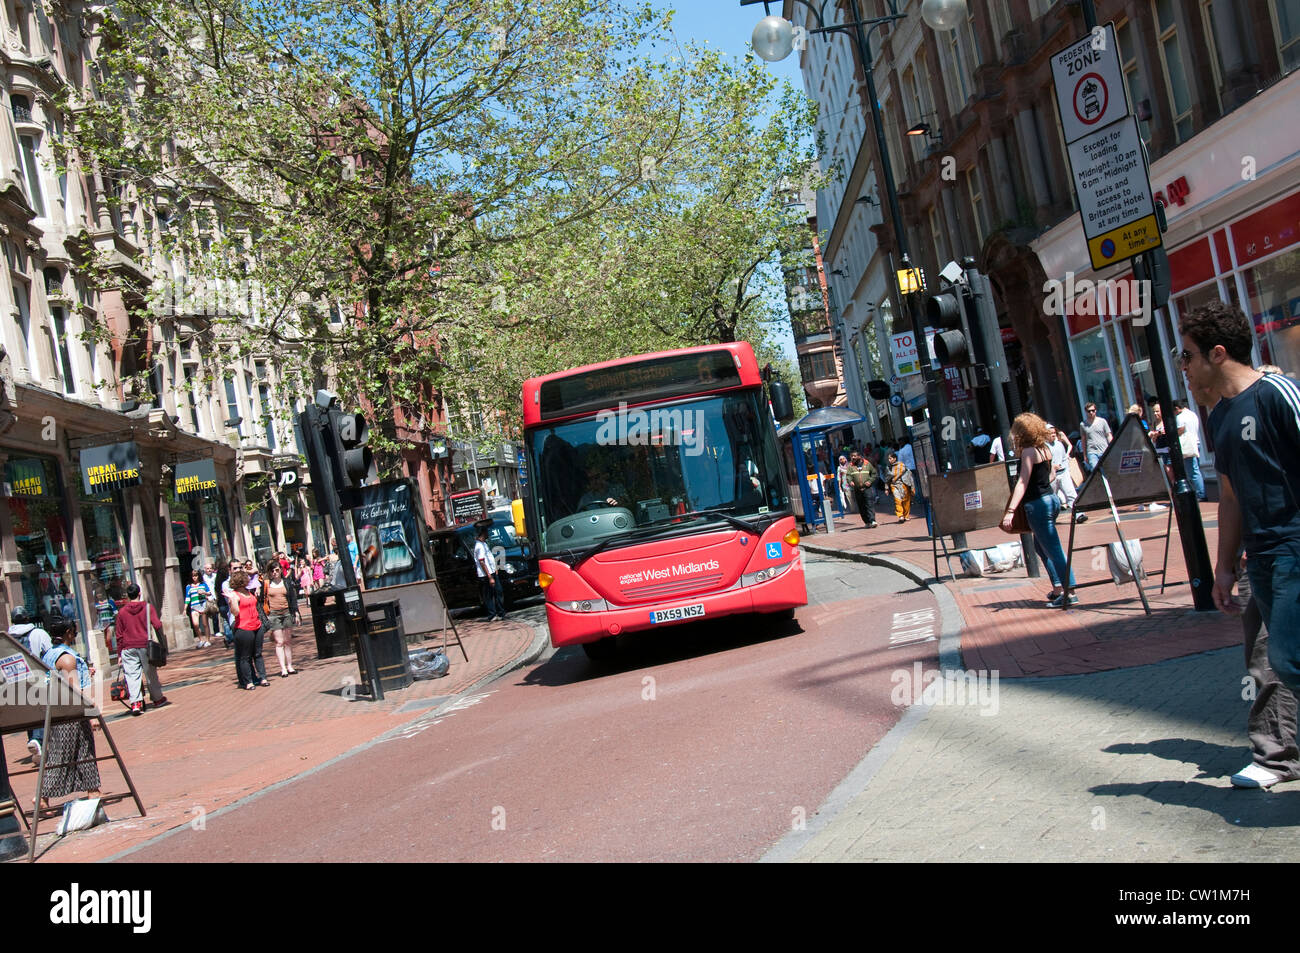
{"left": 311, "top": 590, "right": 353, "bottom": 659}
{"left": 358, "top": 600, "right": 412, "bottom": 692}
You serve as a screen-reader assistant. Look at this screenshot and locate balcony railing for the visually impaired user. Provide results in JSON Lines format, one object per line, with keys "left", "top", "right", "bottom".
{"left": 12, "top": 103, "right": 32, "bottom": 123}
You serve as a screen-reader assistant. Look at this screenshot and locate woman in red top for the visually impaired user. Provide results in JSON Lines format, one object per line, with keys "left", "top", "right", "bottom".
{"left": 229, "top": 569, "right": 269, "bottom": 690}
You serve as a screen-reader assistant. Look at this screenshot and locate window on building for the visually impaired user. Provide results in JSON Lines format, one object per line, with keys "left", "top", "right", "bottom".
{"left": 18, "top": 134, "right": 45, "bottom": 217}
{"left": 1029, "top": 0, "right": 1056, "bottom": 17}
{"left": 1271, "top": 0, "right": 1300, "bottom": 73}
{"left": 989, "top": 1, "right": 1013, "bottom": 61}
{"left": 966, "top": 165, "right": 991, "bottom": 248}
{"left": 929, "top": 206, "right": 948, "bottom": 270}
{"left": 10, "top": 92, "right": 32, "bottom": 123}
{"left": 1153, "top": 0, "right": 1194, "bottom": 142}
{"left": 1245, "top": 246, "right": 1300, "bottom": 379}
{"left": 1118, "top": 20, "right": 1154, "bottom": 142}
{"left": 50, "top": 306, "right": 75, "bottom": 394}
{"left": 223, "top": 374, "right": 241, "bottom": 429}
{"left": 254, "top": 360, "right": 276, "bottom": 449}
{"left": 799, "top": 350, "right": 837, "bottom": 383}
{"left": 14, "top": 283, "right": 34, "bottom": 376}
{"left": 943, "top": 25, "right": 972, "bottom": 109}
{"left": 1200, "top": 1, "right": 1225, "bottom": 113}
{"left": 183, "top": 365, "right": 202, "bottom": 433}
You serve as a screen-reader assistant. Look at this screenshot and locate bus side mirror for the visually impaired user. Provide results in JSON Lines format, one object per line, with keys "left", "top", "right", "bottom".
{"left": 769, "top": 381, "right": 794, "bottom": 422}
{"left": 512, "top": 498, "right": 526, "bottom": 538}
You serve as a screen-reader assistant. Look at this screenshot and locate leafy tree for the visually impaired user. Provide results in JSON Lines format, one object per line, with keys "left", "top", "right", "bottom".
{"left": 69, "top": 0, "right": 818, "bottom": 459}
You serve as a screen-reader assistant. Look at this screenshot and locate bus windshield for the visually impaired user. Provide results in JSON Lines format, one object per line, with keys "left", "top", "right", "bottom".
{"left": 527, "top": 391, "right": 788, "bottom": 555}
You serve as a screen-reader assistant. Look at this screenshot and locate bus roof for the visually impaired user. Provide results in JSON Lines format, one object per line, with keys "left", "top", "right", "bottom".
{"left": 522, "top": 342, "right": 764, "bottom": 428}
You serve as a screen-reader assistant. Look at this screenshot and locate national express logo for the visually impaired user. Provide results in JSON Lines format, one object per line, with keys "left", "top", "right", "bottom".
{"left": 618, "top": 558, "right": 720, "bottom": 587}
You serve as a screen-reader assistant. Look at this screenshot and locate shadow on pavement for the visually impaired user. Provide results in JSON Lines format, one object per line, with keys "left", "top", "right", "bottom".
{"left": 519, "top": 614, "right": 803, "bottom": 687}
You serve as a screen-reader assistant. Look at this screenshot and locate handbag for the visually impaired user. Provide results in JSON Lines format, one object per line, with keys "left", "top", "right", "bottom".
{"left": 1001, "top": 500, "right": 1030, "bottom": 535}
{"left": 147, "top": 635, "right": 168, "bottom": 668}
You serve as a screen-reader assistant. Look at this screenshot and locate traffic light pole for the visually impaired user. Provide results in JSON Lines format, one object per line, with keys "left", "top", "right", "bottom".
{"left": 301, "top": 403, "right": 384, "bottom": 700}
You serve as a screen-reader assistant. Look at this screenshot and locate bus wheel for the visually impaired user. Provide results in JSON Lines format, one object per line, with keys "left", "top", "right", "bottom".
{"left": 582, "top": 636, "right": 618, "bottom": 661}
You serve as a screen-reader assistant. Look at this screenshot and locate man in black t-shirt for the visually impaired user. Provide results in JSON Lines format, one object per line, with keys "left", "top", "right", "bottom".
{"left": 1181, "top": 303, "right": 1300, "bottom": 753}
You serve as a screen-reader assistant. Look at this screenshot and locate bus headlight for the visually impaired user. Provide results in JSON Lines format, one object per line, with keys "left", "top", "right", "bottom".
{"left": 554, "top": 598, "right": 608, "bottom": 612}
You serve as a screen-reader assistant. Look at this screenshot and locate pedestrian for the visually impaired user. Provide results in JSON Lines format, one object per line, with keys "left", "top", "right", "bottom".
{"left": 1001, "top": 412, "right": 1077, "bottom": 608}
{"left": 297, "top": 555, "right": 314, "bottom": 600}
{"left": 836, "top": 454, "right": 852, "bottom": 513}
{"left": 184, "top": 570, "right": 213, "bottom": 648}
{"left": 201, "top": 562, "right": 221, "bottom": 639}
{"left": 1173, "top": 398, "right": 1207, "bottom": 501}
{"left": 113, "top": 583, "right": 169, "bottom": 715}
{"left": 1079, "top": 402, "right": 1112, "bottom": 473}
{"left": 1230, "top": 551, "right": 1300, "bottom": 789}
{"left": 259, "top": 558, "right": 300, "bottom": 678}
{"left": 1180, "top": 302, "right": 1300, "bottom": 706}
{"left": 473, "top": 522, "right": 505, "bottom": 621}
{"left": 988, "top": 434, "right": 1006, "bottom": 463}
{"left": 844, "top": 452, "right": 878, "bottom": 529}
{"left": 311, "top": 549, "right": 325, "bottom": 591}
{"left": 1046, "top": 423, "right": 1085, "bottom": 521}
{"left": 885, "top": 451, "right": 914, "bottom": 523}
{"left": 243, "top": 559, "right": 261, "bottom": 593}
{"left": 228, "top": 569, "right": 270, "bottom": 690}
{"left": 9, "top": 606, "right": 52, "bottom": 759}
{"left": 346, "top": 534, "right": 361, "bottom": 579}
{"left": 38, "top": 619, "right": 101, "bottom": 811}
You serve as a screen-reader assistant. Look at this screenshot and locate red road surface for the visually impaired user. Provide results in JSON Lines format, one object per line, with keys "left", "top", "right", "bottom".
{"left": 118, "top": 557, "right": 939, "bottom": 862}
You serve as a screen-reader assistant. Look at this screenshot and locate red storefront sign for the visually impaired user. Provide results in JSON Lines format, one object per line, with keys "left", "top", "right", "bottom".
{"left": 1232, "top": 189, "right": 1300, "bottom": 267}
{"left": 1168, "top": 237, "right": 1215, "bottom": 295}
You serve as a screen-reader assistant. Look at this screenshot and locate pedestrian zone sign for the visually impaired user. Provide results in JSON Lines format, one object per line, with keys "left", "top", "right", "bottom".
{"left": 1051, "top": 22, "right": 1162, "bottom": 271}
{"left": 1067, "top": 117, "right": 1162, "bottom": 271}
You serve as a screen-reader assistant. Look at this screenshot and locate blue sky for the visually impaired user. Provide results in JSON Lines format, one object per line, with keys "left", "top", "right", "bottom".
{"left": 652, "top": 2, "right": 810, "bottom": 367}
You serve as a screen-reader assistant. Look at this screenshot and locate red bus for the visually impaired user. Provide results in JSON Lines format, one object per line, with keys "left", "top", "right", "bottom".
{"left": 520, "top": 342, "right": 807, "bottom": 658}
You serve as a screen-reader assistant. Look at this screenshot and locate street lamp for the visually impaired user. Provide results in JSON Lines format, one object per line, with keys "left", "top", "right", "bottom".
{"left": 742, "top": 0, "right": 967, "bottom": 456}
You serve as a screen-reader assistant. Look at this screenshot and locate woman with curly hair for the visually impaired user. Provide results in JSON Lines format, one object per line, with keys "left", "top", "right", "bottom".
{"left": 1002, "top": 413, "right": 1077, "bottom": 608}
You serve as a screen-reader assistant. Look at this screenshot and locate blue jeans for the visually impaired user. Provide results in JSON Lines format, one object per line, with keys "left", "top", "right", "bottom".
{"left": 1185, "top": 455, "right": 1206, "bottom": 501}
{"left": 1251, "top": 552, "right": 1300, "bottom": 699}
{"left": 1023, "top": 494, "right": 1077, "bottom": 590}
{"left": 1086, "top": 451, "right": 1101, "bottom": 474}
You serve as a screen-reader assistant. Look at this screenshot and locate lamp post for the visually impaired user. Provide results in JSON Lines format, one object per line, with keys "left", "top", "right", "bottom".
{"left": 744, "top": 0, "right": 968, "bottom": 466}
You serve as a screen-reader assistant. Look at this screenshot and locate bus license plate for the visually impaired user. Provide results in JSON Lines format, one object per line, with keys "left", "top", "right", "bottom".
{"left": 650, "top": 604, "right": 705, "bottom": 624}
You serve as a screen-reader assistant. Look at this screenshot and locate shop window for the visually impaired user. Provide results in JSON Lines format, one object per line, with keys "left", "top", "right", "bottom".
{"left": 1244, "top": 246, "right": 1300, "bottom": 379}
{"left": 966, "top": 164, "right": 991, "bottom": 247}
{"left": 6, "top": 455, "right": 84, "bottom": 649}
{"left": 1071, "top": 329, "right": 1122, "bottom": 428}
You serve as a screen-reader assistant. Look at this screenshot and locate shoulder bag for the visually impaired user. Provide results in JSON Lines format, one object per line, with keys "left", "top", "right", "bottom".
{"left": 147, "top": 632, "right": 168, "bottom": 668}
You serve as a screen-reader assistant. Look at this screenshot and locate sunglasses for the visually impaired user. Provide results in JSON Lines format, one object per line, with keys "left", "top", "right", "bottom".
{"left": 1173, "top": 346, "right": 1209, "bottom": 367}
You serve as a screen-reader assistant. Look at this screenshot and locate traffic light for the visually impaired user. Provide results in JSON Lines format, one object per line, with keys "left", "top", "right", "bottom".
{"left": 323, "top": 407, "right": 376, "bottom": 494}
{"left": 925, "top": 286, "right": 973, "bottom": 367}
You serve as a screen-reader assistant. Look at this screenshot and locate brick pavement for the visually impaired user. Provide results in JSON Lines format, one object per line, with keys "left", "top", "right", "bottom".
{"left": 805, "top": 497, "right": 1240, "bottom": 677}
{"left": 6, "top": 609, "right": 540, "bottom": 862}
{"left": 778, "top": 650, "right": 1298, "bottom": 863}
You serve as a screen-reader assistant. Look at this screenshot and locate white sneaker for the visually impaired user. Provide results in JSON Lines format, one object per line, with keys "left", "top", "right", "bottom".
{"left": 1230, "top": 763, "right": 1280, "bottom": 789}
{"left": 1148, "top": 502, "right": 1167, "bottom": 511}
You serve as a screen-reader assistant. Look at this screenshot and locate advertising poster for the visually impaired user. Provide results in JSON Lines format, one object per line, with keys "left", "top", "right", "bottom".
{"left": 450, "top": 489, "right": 487, "bottom": 526}
{"left": 353, "top": 480, "right": 428, "bottom": 588}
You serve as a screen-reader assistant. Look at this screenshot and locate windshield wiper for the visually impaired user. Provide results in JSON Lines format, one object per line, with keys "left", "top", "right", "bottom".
{"left": 667, "top": 507, "right": 761, "bottom": 535}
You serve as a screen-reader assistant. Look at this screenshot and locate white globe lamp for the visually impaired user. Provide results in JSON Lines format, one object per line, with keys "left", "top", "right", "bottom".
{"left": 920, "top": 0, "right": 968, "bottom": 32}
{"left": 751, "top": 15, "right": 795, "bottom": 62}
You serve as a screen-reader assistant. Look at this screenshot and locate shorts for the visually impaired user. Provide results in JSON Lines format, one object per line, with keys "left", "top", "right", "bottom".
{"left": 266, "top": 612, "right": 292, "bottom": 630}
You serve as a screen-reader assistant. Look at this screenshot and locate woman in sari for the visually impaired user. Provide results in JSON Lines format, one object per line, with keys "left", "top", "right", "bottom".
{"left": 885, "top": 451, "right": 915, "bottom": 522}
{"left": 39, "top": 620, "right": 101, "bottom": 809}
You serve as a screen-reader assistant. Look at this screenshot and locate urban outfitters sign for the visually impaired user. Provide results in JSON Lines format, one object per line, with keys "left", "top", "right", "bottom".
{"left": 5, "top": 458, "right": 46, "bottom": 497}
{"left": 175, "top": 458, "right": 219, "bottom": 500}
{"left": 79, "top": 442, "right": 141, "bottom": 495}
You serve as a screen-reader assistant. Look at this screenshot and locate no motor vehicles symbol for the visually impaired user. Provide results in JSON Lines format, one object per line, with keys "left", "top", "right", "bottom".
{"left": 1073, "top": 73, "right": 1108, "bottom": 126}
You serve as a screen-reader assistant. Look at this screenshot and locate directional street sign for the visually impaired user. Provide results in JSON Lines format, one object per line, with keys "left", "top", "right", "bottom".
{"left": 1050, "top": 22, "right": 1128, "bottom": 145}
{"left": 1066, "top": 116, "right": 1162, "bottom": 271}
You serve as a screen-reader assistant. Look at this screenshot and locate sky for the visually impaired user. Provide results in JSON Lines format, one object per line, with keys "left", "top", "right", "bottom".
{"left": 652, "top": 2, "right": 811, "bottom": 369}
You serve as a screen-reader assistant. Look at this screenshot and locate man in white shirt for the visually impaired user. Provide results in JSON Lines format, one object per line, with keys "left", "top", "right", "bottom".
{"left": 1173, "top": 399, "right": 1207, "bottom": 501}
{"left": 988, "top": 435, "right": 1005, "bottom": 463}
{"left": 473, "top": 523, "right": 505, "bottom": 622}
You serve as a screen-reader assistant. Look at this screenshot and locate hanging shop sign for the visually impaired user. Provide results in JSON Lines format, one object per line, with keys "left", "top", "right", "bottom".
{"left": 175, "top": 458, "right": 219, "bottom": 500}
{"left": 80, "top": 441, "right": 141, "bottom": 495}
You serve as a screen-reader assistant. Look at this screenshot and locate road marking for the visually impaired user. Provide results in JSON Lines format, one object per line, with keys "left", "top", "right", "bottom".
{"left": 889, "top": 608, "right": 936, "bottom": 647}
{"left": 391, "top": 691, "right": 495, "bottom": 741}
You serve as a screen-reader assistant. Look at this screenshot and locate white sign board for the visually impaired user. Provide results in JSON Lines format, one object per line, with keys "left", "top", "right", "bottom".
{"left": 1065, "top": 116, "right": 1162, "bottom": 270}
{"left": 1050, "top": 22, "right": 1128, "bottom": 145}
{"left": 890, "top": 331, "right": 921, "bottom": 377}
